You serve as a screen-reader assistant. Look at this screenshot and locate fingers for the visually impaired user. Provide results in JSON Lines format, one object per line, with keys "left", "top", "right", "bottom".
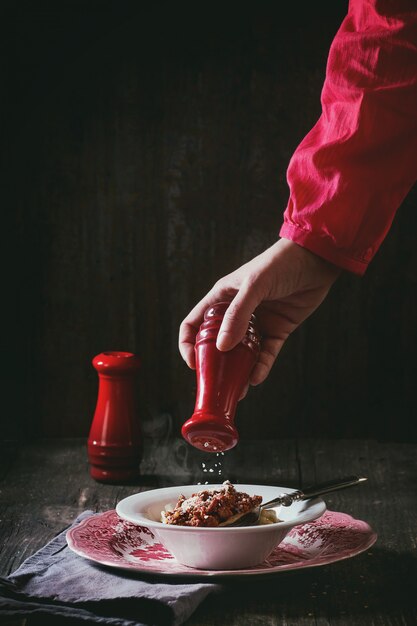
{"left": 239, "top": 338, "right": 284, "bottom": 399}
{"left": 178, "top": 319, "right": 199, "bottom": 369}
{"left": 179, "top": 262, "right": 264, "bottom": 365}
{"left": 249, "top": 337, "right": 284, "bottom": 386}
{"left": 239, "top": 383, "right": 249, "bottom": 401}
{"left": 178, "top": 285, "right": 235, "bottom": 368}
{"left": 178, "top": 298, "right": 211, "bottom": 368}
{"left": 216, "top": 287, "right": 261, "bottom": 351}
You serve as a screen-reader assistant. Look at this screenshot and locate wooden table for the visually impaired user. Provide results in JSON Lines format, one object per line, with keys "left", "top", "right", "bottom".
{"left": 1, "top": 437, "right": 416, "bottom": 625}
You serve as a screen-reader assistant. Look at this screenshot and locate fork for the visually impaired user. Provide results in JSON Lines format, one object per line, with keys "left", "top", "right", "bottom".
{"left": 227, "top": 475, "right": 368, "bottom": 527}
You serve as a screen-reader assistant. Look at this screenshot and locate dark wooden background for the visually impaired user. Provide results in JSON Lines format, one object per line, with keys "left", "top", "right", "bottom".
{"left": 4, "top": 0, "right": 417, "bottom": 443}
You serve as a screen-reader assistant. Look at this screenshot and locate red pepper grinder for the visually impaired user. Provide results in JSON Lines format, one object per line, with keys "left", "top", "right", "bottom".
{"left": 88, "top": 351, "right": 142, "bottom": 483}
{"left": 181, "top": 301, "right": 261, "bottom": 453}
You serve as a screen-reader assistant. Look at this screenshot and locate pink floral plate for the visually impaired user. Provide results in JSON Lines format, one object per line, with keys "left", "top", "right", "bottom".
{"left": 66, "top": 509, "right": 377, "bottom": 578}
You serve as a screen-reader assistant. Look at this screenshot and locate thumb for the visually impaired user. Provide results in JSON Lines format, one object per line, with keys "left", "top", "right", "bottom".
{"left": 216, "top": 288, "right": 261, "bottom": 351}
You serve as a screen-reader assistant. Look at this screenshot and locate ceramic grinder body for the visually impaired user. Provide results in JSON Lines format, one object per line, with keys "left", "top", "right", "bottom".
{"left": 182, "top": 302, "right": 261, "bottom": 452}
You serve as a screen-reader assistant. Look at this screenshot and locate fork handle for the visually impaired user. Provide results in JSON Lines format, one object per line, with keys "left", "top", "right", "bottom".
{"left": 295, "top": 475, "right": 367, "bottom": 501}
{"left": 262, "top": 475, "right": 367, "bottom": 509}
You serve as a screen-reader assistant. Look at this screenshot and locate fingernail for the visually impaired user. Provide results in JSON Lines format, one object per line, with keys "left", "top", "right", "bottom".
{"left": 216, "top": 332, "right": 231, "bottom": 351}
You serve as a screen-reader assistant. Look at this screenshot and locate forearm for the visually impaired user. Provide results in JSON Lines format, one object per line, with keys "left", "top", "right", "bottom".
{"left": 280, "top": 0, "right": 417, "bottom": 275}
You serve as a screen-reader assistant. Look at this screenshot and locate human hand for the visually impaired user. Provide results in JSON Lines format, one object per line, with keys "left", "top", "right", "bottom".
{"left": 179, "top": 238, "right": 341, "bottom": 389}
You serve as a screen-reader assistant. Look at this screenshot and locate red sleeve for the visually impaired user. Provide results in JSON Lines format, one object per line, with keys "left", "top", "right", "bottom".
{"left": 279, "top": 0, "right": 417, "bottom": 275}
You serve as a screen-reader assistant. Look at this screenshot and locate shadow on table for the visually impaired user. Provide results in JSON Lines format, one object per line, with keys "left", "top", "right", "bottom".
{"left": 7, "top": 547, "right": 416, "bottom": 626}
{"left": 187, "top": 546, "right": 417, "bottom": 623}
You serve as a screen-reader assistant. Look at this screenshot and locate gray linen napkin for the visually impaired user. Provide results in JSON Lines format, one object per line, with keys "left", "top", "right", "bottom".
{"left": 0, "top": 511, "right": 221, "bottom": 626}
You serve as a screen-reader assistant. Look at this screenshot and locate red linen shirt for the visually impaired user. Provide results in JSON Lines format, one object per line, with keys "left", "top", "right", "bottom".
{"left": 280, "top": 0, "right": 417, "bottom": 275}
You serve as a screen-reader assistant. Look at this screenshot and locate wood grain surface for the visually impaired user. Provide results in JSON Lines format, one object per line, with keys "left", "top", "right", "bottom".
{"left": 4, "top": 1, "right": 417, "bottom": 442}
{"left": 0, "top": 437, "right": 416, "bottom": 625}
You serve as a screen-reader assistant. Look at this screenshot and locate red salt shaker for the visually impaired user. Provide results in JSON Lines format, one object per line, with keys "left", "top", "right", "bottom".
{"left": 87, "top": 351, "right": 142, "bottom": 483}
{"left": 182, "top": 301, "right": 261, "bottom": 453}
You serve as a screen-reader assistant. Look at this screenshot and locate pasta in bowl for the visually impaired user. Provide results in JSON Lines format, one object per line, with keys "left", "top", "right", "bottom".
{"left": 116, "top": 482, "right": 326, "bottom": 570}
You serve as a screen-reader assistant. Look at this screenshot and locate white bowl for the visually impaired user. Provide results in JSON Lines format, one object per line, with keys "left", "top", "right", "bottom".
{"left": 116, "top": 484, "right": 326, "bottom": 570}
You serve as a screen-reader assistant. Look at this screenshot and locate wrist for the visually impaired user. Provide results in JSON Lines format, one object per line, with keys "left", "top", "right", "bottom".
{"left": 278, "top": 237, "right": 342, "bottom": 283}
